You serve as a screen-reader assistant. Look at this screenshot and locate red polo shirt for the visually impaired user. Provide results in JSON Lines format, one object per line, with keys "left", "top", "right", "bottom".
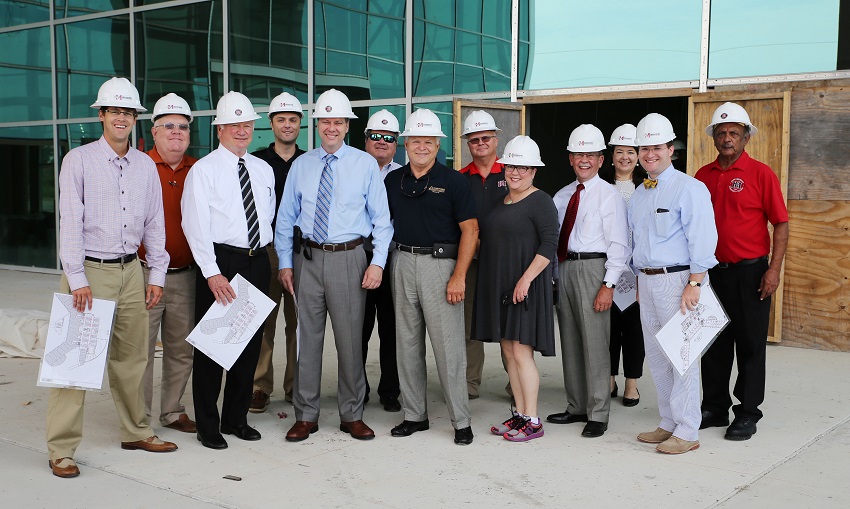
{"left": 459, "top": 160, "right": 507, "bottom": 228}
{"left": 138, "top": 147, "right": 198, "bottom": 268}
{"left": 695, "top": 150, "right": 788, "bottom": 263}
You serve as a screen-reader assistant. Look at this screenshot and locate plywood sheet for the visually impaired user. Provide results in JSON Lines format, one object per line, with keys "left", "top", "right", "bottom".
{"left": 452, "top": 99, "right": 523, "bottom": 170}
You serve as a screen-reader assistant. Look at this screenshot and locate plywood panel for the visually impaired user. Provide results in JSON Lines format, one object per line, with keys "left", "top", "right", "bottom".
{"left": 452, "top": 99, "right": 523, "bottom": 170}
{"left": 781, "top": 200, "right": 850, "bottom": 351}
{"left": 787, "top": 86, "right": 850, "bottom": 201}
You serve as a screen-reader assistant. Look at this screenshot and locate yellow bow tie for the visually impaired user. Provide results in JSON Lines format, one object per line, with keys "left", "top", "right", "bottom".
{"left": 643, "top": 178, "right": 658, "bottom": 189}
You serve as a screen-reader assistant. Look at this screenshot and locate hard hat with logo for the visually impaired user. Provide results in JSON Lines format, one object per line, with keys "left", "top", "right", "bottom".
{"left": 462, "top": 110, "right": 501, "bottom": 137}
{"left": 90, "top": 77, "right": 146, "bottom": 112}
{"left": 152, "top": 93, "right": 193, "bottom": 123}
{"left": 364, "top": 109, "right": 400, "bottom": 134}
{"left": 211, "top": 91, "right": 261, "bottom": 125}
{"left": 400, "top": 109, "right": 446, "bottom": 137}
{"left": 498, "top": 135, "right": 544, "bottom": 167}
{"left": 268, "top": 92, "right": 303, "bottom": 118}
{"left": 705, "top": 101, "right": 758, "bottom": 136}
{"left": 566, "top": 124, "right": 606, "bottom": 152}
{"left": 635, "top": 113, "right": 676, "bottom": 146}
{"left": 608, "top": 123, "right": 637, "bottom": 147}
{"left": 313, "top": 88, "right": 357, "bottom": 119}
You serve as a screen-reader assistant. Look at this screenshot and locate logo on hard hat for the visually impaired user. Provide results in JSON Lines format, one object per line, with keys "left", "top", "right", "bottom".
{"left": 326, "top": 106, "right": 332, "bottom": 112}
{"left": 235, "top": 109, "right": 243, "bottom": 116}
{"left": 507, "top": 152, "right": 522, "bottom": 158}
{"left": 417, "top": 122, "right": 432, "bottom": 128}
{"left": 114, "top": 94, "right": 130, "bottom": 101}
{"left": 475, "top": 122, "right": 483, "bottom": 127}
{"left": 381, "top": 119, "right": 388, "bottom": 125}
{"left": 729, "top": 178, "right": 744, "bottom": 192}
{"left": 720, "top": 112, "right": 728, "bottom": 119}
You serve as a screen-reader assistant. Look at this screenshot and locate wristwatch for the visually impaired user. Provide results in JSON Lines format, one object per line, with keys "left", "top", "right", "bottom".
{"left": 687, "top": 280, "right": 702, "bottom": 288}
{"left": 603, "top": 281, "right": 615, "bottom": 289}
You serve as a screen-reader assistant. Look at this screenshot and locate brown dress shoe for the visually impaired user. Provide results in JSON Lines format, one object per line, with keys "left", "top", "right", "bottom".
{"left": 637, "top": 427, "right": 674, "bottom": 444}
{"left": 49, "top": 457, "right": 80, "bottom": 478}
{"left": 121, "top": 435, "right": 178, "bottom": 452}
{"left": 340, "top": 420, "right": 375, "bottom": 440}
{"left": 164, "top": 414, "right": 197, "bottom": 433}
{"left": 249, "top": 390, "right": 270, "bottom": 413}
{"left": 286, "top": 421, "right": 318, "bottom": 442}
{"left": 656, "top": 436, "right": 700, "bottom": 454}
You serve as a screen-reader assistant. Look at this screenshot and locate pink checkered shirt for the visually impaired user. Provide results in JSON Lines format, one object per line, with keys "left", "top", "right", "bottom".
{"left": 59, "top": 137, "right": 169, "bottom": 290}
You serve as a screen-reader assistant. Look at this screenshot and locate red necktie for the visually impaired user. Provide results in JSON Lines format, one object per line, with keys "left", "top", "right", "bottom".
{"left": 557, "top": 183, "right": 584, "bottom": 262}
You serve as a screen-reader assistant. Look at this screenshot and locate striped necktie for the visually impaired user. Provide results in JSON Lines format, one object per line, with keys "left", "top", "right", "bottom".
{"left": 238, "top": 158, "right": 261, "bottom": 250}
{"left": 313, "top": 153, "right": 336, "bottom": 244}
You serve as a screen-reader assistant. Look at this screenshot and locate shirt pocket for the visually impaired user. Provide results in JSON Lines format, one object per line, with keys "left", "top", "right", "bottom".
{"left": 653, "top": 207, "right": 677, "bottom": 237}
{"left": 579, "top": 212, "right": 603, "bottom": 243}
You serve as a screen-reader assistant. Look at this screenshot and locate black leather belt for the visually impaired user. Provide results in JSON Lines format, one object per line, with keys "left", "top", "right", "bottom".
{"left": 303, "top": 237, "right": 364, "bottom": 252}
{"left": 714, "top": 256, "right": 768, "bottom": 269}
{"left": 141, "top": 260, "right": 195, "bottom": 273}
{"left": 85, "top": 253, "right": 137, "bottom": 264}
{"left": 565, "top": 252, "right": 606, "bottom": 261}
{"left": 396, "top": 243, "right": 433, "bottom": 255}
{"left": 214, "top": 243, "right": 269, "bottom": 257}
{"left": 639, "top": 265, "right": 689, "bottom": 275}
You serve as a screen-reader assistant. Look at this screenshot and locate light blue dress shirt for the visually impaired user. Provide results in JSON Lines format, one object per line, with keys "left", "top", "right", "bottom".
{"left": 628, "top": 165, "right": 718, "bottom": 274}
{"left": 275, "top": 142, "right": 393, "bottom": 269}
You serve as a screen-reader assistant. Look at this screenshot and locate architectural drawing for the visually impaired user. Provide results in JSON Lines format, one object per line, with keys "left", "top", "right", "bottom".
{"left": 613, "top": 270, "right": 637, "bottom": 311}
{"left": 199, "top": 277, "right": 258, "bottom": 344}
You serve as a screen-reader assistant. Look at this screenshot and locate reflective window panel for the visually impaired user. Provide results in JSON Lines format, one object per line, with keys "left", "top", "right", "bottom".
{"left": 54, "top": 0, "right": 129, "bottom": 19}
{"left": 0, "top": 125, "right": 56, "bottom": 268}
{"left": 0, "top": 27, "right": 53, "bottom": 122}
{"left": 0, "top": 0, "right": 50, "bottom": 28}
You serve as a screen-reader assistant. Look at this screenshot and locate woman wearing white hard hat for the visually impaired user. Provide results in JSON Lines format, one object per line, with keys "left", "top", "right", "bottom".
{"left": 471, "top": 135, "right": 559, "bottom": 442}
{"left": 599, "top": 124, "right": 645, "bottom": 407}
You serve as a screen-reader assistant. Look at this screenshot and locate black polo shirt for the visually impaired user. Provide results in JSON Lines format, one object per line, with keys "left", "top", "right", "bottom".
{"left": 251, "top": 143, "right": 305, "bottom": 225}
{"left": 385, "top": 161, "right": 477, "bottom": 247}
{"left": 459, "top": 160, "right": 508, "bottom": 229}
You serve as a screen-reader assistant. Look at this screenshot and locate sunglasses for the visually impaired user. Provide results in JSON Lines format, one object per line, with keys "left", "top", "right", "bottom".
{"left": 467, "top": 135, "right": 496, "bottom": 145}
{"left": 400, "top": 172, "right": 430, "bottom": 198}
{"left": 154, "top": 122, "right": 190, "bottom": 131}
{"left": 368, "top": 133, "right": 397, "bottom": 143}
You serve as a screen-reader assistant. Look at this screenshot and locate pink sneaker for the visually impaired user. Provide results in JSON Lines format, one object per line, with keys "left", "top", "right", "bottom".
{"left": 491, "top": 414, "right": 526, "bottom": 435}
{"left": 504, "top": 420, "right": 543, "bottom": 442}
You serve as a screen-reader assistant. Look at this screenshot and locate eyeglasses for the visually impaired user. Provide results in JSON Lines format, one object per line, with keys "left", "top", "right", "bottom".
{"left": 104, "top": 109, "right": 137, "bottom": 118}
{"left": 505, "top": 165, "right": 534, "bottom": 175}
{"left": 400, "top": 172, "right": 430, "bottom": 198}
{"left": 154, "top": 122, "right": 190, "bottom": 131}
{"left": 467, "top": 135, "right": 496, "bottom": 145}
{"left": 368, "top": 133, "right": 397, "bottom": 143}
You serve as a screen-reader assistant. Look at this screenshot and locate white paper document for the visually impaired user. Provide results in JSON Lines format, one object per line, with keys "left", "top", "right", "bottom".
{"left": 187, "top": 274, "right": 275, "bottom": 371}
{"left": 38, "top": 293, "right": 116, "bottom": 390}
{"left": 613, "top": 270, "right": 637, "bottom": 312}
{"left": 654, "top": 284, "right": 730, "bottom": 376}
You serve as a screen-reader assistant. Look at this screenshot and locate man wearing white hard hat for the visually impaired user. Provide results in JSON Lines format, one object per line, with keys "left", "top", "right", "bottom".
{"left": 139, "top": 93, "right": 198, "bottom": 434}
{"left": 696, "top": 102, "right": 788, "bottom": 441}
{"left": 384, "top": 108, "right": 477, "bottom": 445}
{"left": 276, "top": 89, "right": 392, "bottom": 442}
{"left": 628, "top": 113, "right": 718, "bottom": 455}
{"left": 361, "top": 109, "right": 402, "bottom": 413}
{"left": 249, "top": 92, "right": 305, "bottom": 413}
{"left": 48, "top": 77, "right": 176, "bottom": 478}
{"left": 458, "top": 110, "right": 509, "bottom": 400}
{"left": 182, "top": 91, "right": 276, "bottom": 449}
{"left": 546, "top": 124, "right": 630, "bottom": 439}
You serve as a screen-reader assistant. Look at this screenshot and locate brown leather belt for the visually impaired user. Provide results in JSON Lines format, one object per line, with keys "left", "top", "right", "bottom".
{"left": 714, "top": 256, "right": 768, "bottom": 269}
{"left": 304, "top": 237, "right": 364, "bottom": 252}
{"left": 565, "top": 252, "right": 606, "bottom": 261}
{"left": 85, "top": 253, "right": 137, "bottom": 264}
{"left": 639, "top": 265, "right": 689, "bottom": 275}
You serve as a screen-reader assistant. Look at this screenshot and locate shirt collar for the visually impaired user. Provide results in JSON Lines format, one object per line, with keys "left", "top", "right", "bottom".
{"left": 317, "top": 142, "right": 349, "bottom": 161}
{"left": 461, "top": 160, "right": 503, "bottom": 176}
{"left": 575, "top": 173, "right": 602, "bottom": 190}
{"left": 147, "top": 146, "right": 192, "bottom": 172}
{"left": 96, "top": 136, "right": 128, "bottom": 163}
{"left": 215, "top": 144, "right": 248, "bottom": 169}
{"left": 710, "top": 150, "right": 751, "bottom": 171}
{"left": 654, "top": 164, "right": 677, "bottom": 181}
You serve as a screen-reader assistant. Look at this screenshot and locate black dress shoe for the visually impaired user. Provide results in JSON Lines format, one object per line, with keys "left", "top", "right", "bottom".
{"left": 391, "top": 419, "right": 430, "bottom": 437}
{"left": 700, "top": 410, "right": 729, "bottom": 430}
{"left": 197, "top": 432, "right": 228, "bottom": 450}
{"left": 725, "top": 417, "right": 757, "bottom": 441}
{"left": 546, "top": 410, "right": 588, "bottom": 424}
{"left": 623, "top": 389, "right": 640, "bottom": 407}
{"left": 581, "top": 421, "right": 608, "bottom": 437}
{"left": 220, "top": 423, "right": 261, "bottom": 441}
{"left": 454, "top": 426, "right": 474, "bottom": 445}
{"left": 611, "top": 382, "right": 618, "bottom": 398}
{"left": 380, "top": 397, "right": 402, "bottom": 412}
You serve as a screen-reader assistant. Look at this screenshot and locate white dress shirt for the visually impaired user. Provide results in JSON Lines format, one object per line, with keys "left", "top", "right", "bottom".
{"left": 182, "top": 145, "right": 276, "bottom": 278}
{"left": 380, "top": 160, "right": 403, "bottom": 179}
{"left": 553, "top": 174, "right": 631, "bottom": 283}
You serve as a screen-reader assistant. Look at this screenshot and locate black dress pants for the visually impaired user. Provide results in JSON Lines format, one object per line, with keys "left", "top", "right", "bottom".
{"left": 609, "top": 302, "right": 645, "bottom": 378}
{"left": 192, "top": 244, "right": 270, "bottom": 437}
{"left": 362, "top": 250, "right": 400, "bottom": 400}
{"left": 701, "top": 259, "right": 770, "bottom": 422}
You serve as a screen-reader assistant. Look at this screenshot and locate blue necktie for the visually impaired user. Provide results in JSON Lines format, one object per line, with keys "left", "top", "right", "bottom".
{"left": 238, "top": 158, "right": 261, "bottom": 250}
{"left": 313, "top": 153, "right": 336, "bottom": 244}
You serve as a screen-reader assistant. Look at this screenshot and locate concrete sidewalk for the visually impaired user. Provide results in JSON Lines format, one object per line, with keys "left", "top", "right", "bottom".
{"left": 0, "top": 268, "right": 848, "bottom": 508}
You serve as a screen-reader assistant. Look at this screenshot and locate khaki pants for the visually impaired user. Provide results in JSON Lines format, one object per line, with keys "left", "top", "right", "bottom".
{"left": 47, "top": 259, "right": 153, "bottom": 460}
{"left": 254, "top": 246, "right": 298, "bottom": 397}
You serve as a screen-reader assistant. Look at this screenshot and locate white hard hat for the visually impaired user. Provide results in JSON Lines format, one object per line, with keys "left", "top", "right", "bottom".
{"left": 498, "top": 135, "right": 544, "bottom": 167}
{"left": 566, "top": 124, "right": 606, "bottom": 152}
{"left": 462, "top": 110, "right": 501, "bottom": 137}
{"left": 364, "top": 109, "right": 400, "bottom": 134}
{"left": 608, "top": 123, "right": 637, "bottom": 147}
{"left": 670, "top": 139, "right": 686, "bottom": 160}
{"left": 400, "top": 109, "right": 446, "bottom": 137}
{"left": 152, "top": 93, "right": 193, "bottom": 123}
{"left": 268, "top": 92, "right": 303, "bottom": 118}
{"left": 313, "top": 88, "right": 357, "bottom": 119}
{"left": 211, "top": 91, "right": 261, "bottom": 125}
{"left": 705, "top": 101, "right": 758, "bottom": 136}
{"left": 90, "top": 77, "right": 146, "bottom": 112}
{"left": 635, "top": 113, "right": 676, "bottom": 146}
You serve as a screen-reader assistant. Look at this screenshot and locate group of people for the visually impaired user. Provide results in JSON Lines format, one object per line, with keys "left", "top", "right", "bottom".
{"left": 46, "top": 76, "right": 787, "bottom": 478}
